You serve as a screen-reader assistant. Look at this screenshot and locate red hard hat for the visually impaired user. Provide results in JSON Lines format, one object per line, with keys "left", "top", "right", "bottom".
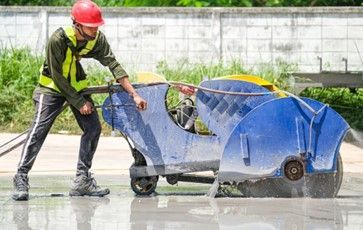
{"left": 71, "top": 0, "right": 104, "bottom": 27}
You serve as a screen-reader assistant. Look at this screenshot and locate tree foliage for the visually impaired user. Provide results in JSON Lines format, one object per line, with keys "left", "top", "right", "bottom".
{"left": 1, "top": 0, "right": 362, "bottom": 6}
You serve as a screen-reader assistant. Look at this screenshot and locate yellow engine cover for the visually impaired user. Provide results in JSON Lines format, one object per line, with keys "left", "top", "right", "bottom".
{"left": 215, "top": 74, "right": 286, "bottom": 97}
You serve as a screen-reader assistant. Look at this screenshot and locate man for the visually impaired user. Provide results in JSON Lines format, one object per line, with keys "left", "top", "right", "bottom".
{"left": 12, "top": 0, "right": 147, "bottom": 200}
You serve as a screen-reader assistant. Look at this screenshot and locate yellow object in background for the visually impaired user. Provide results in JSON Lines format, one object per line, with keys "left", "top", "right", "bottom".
{"left": 136, "top": 72, "right": 167, "bottom": 84}
{"left": 215, "top": 74, "right": 286, "bottom": 97}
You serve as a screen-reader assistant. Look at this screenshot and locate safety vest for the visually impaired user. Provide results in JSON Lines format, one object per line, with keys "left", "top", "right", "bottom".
{"left": 39, "top": 26, "right": 99, "bottom": 92}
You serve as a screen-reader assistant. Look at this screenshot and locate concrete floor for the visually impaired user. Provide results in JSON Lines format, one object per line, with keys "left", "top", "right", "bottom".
{"left": 0, "top": 133, "right": 363, "bottom": 229}
{"left": 0, "top": 173, "right": 363, "bottom": 230}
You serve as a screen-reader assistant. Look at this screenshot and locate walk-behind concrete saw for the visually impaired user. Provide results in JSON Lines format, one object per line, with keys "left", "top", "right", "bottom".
{"left": 102, "top": 72, "right": 349, "bottom": 198}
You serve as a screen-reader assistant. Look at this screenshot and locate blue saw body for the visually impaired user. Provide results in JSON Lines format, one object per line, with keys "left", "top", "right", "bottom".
{"left": 102, "top": 79, "right": 349, "bottom": 197}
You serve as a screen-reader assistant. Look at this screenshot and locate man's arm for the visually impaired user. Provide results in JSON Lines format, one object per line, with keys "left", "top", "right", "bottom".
{"left": 89, "top": 32, "right": 147, "bottom": 110}
{"left": 117, "top": 77, "right": 147, "bottom": 110}
{"left": 87, "top": 32, "right": 128, "bottom": 81}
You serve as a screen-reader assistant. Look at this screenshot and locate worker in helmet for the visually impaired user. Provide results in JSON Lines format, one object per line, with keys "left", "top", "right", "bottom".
{"left": 12, "top": 0, "right": 147, "bottom": 200}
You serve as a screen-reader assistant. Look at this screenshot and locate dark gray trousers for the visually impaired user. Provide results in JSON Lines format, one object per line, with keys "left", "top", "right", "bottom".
{"left": 17, "top": 92, "right": 101, "bottom": 176}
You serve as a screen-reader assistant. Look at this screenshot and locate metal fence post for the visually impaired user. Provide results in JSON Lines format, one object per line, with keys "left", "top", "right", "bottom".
{"left": 39, "top": 9, "right": 48, "bottom": 52}
{"left": 211, "top": 10, "right": 222, "bottom": 61}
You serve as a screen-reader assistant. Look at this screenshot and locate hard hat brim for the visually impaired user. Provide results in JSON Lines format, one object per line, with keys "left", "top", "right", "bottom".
{"left": 78, "top": 19, "right": 105, "bottom": 27}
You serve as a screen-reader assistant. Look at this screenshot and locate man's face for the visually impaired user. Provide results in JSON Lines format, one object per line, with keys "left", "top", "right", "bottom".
{"left": 80, "top": 25, "right": 98, "bottom": 40}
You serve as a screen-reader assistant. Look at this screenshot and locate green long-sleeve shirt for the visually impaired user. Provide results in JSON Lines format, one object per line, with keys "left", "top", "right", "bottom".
{"left": 35, "top": 27, "right": 128, "bottom": 110}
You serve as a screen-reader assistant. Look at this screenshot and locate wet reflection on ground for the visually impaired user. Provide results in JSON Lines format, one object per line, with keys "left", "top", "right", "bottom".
{"left": 1, "top": 195, "right": 363, "bottom": 229}
{"left": 1, "top": 174, "right": 363, "bottom": 230}
{"left": 129, "top": 196, "right": 363, "bottom": 229}
{"left": 71, "top": 197, "right": 110, "bottom": 230}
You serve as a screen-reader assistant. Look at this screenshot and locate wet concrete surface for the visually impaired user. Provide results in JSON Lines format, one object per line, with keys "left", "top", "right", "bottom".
{"left": 1, "top": 195, "right": 363, "bottom": 230}
{"left": 1, "top": 133, "right": 363, "bottom": 229}
{"left": 0, "top": 173, "right": 363, "bottom": 229}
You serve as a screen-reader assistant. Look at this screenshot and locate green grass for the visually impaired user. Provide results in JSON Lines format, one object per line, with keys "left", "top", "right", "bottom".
{"left": 0, "top": 48, "right": 111, "bottom": 134}
{"left": 0, "top": 48, "right": 42, "bottom": 131}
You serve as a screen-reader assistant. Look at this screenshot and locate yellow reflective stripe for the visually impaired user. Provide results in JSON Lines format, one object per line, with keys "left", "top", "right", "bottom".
{"left": 39, "top": 74, "right": 87, "bottom": 92}
{"left": 63, "top": 25, "right": 99, "bottom": 56}
{"left": 39, "top": 75, "right": 60, "bottom": 92}
{"left": 63, "top": 26, "right": 77, "bottom": 47}
{"left": 38, "top": 26, "right": 95, "bottom": 92}
{"left": 79, "top": 31, "right": 99, "bottom": 56}
{"left": 70, "top": 55, "right": 77, "bottom": 90}
{"left": 64, "top": 26, "right": 95, "bottom": 91}
{"left": 62, "top": 49, "right": 73, "bottom": 78}
{"left": 74, "top": 79, "right": 88, "bottom": 91}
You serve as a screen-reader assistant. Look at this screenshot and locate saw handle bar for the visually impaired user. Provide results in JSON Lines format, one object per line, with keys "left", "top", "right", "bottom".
{"left": 83, "top": 81, "right": 326, "bottom": 115}
{"left": 170, "top": 81, "right": 328, "bottom": 116}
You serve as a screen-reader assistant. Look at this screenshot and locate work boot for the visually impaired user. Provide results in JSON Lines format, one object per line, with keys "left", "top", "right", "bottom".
{"left": 12, "top": 173, "right": 29, "bottom": 201}
{"left": 69, "top": 173, "right": 110, "bottom": 197}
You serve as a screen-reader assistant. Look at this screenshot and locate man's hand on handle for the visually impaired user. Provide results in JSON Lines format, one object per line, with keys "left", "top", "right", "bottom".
{"left": 132, "top": 93, "right": 147, "bottom": 110}
{"left": 80, "top": 101, "right": 94, "bottom": 115}
{"left": 176, "top": 85, "right": 196, "bottom": 96}
{"left": 117, "top": 76, "right": 147, "bottom": 111}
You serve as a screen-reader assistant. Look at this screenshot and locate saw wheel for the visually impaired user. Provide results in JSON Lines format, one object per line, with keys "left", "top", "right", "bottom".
{"left": 238, "top": 154, "right": 343, "bottom": 198}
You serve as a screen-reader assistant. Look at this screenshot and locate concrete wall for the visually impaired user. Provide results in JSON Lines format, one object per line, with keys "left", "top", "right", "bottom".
{"left": 0, "top": 6, "right": 363, "bottom": 73}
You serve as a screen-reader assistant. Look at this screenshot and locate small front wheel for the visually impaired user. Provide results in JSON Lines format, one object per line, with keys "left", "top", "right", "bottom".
{"left": 130, "top": 176, "right": 159, "bottom": 196}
